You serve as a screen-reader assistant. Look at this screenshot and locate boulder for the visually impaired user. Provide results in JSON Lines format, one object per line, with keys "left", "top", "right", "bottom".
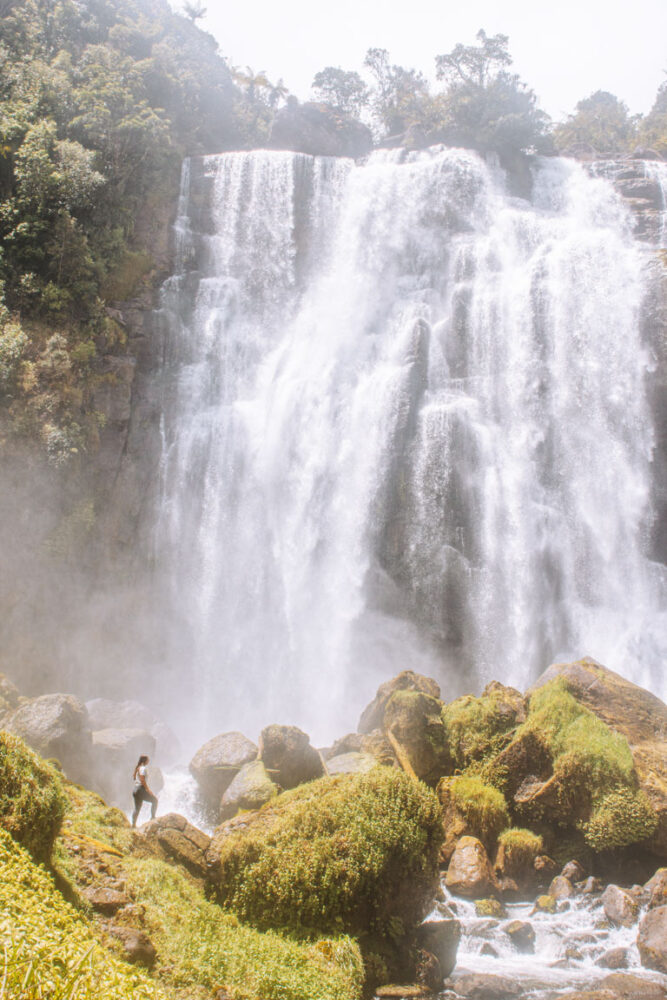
{"left": 646, "top": 868, "right": 667, "bottom": 909}
{"left": 550, "top": 875, "right": 575, "bottom": 900}
{"left": 359, "top": 670, "right": 441, "bottom": 734}
{"left": 327, "top": 729, "right": 396, "bottom": 766}
{"left": 599, "top": 973, "right": 667, "bottom": 999}
{"left": 415, "top": 948, "right": 443, "bottom": 992}
{"left": 91, "top": 728, "right": 156, "bottom": 804}
{"left": 258, "top": 725, "right": 323, "bottom": 790}
{"left": 4, "top": 693, "right": 91, "bottom": 782}
{"left": 447, "top": 972, "right": 520, "bottom": 998}
{"left": 268, "top": 100, "right": 373, "bottom": 159}
{"left": 562, "top": 860, "right": 586, "bottom": 882}
{"left": 375, "top": 988, "right": 430, "bottom": 999}
{"left": 86, "top": 698, "right": 181, "bottom": 765}
{"left": 534, "top": 854, "right": 560, "bottom": 885}
{"left": 383, "top": 690, "right": 451, "bottom": 785}
{"left": 637, "top": 904, "right": 667, "bottom": 973}
{"left": 504, "top": 919, "right": 535, "bottom": 953}
{"left": 601, "top": 884, "right": 639, "bottom": 927}
{"left": 475, "top": 898, "right": 506, "bottom": 918}
{"left": 530, "top": 657, "right": 667, "bottom": 857}
{"left": 416, "top": 918, "right": 460, "bottom": 978}
{"left": 446, "top": 837, "right": 497, "bottom": 899}
{"left": 106, "top": 924, "right": 156, "bottom": 968}
{"left": 493, "top": 830, "right": 543, "bottom": 895}
{"left": 326, "top": 751, "right": 378, "bottom": 775}
{"left": 595, "top": 947, "right": 630, "bottom": 969}
{"left": 219, "top": 761, "right": 278, "bottom": 820}
{"left": 439, "top": 776, "right": 508, "bottom": 863}
{"left": 143, "top": 812, "right": 211, "bottom": 881}
{"left": 189, "top": 731, "right": 257, "bottom": 807}
{"left": 82, "top": 886, "right": 131, "bottom": 914}
{"left": 531, "top": 894, "right": 557, "bottom": 914}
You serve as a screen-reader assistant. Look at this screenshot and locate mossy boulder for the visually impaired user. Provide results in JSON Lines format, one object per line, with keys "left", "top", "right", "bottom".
{"left": 189, "top": 731, "right": 258, "bottom": 810}
{"left": 3, "top": 693, "right": 92, "bottom": 783}
{"left": 259, "top": 724, "right": 324, "bottom": 790}
{"left": 437, "top": 775, "right": 509, "bottom": 862}
{"left": 443, "top": 682, "right": 526, "bottom": 771}
{"left": 0, "top": 730, "right": 67, "bottom": 861}
{"left": 494, "top": 828, "right": 543, "bottom": 894}
{"left": 383, "top": 690, "right": 452, "bottom": 786}
{"left": 208, "top": 769, "right": 443, "bottom": 980}
{"left": 358, "top": 671, "right": 441, "bottom": 734}
{"left": 220, "top": 760, "right": 279, "bottom": 820}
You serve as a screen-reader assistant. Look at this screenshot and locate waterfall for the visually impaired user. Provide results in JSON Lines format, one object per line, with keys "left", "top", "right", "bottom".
{"left": 153, "top": 147, "right": 666, "bottom": 744}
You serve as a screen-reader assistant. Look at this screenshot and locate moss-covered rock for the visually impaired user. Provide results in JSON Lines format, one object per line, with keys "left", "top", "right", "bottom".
{"left": 437, "top": 775, "right": 509, "bottom": 861}
{"left": 443, "top": 682, "right": 526, "bottom": 771}
{"left": 358, "top": 671, "right": 441, "bottom": 734}
{"left": 208, "top": 769, "right": 443, "bottom": 980}
{"left": 0, "top": 730, "right": 67, "bottom": 861}
{"left": 584, "top": 786, "right": 658, "bottom": 851}
{"left": 383, "top": 690, "right": 452, "bottom": 786}
{"left": 494, "top": 828, "right": 543, "bottom": 892}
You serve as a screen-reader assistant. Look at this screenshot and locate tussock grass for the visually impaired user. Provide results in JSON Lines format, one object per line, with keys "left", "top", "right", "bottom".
{"left": 440, "top": 775, "right": 510, "bottom": 849}
{"left": 497, "top": 827, "right": 543, "bottom": 871}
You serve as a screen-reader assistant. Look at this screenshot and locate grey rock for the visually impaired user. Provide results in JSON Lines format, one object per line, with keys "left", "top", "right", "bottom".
{"left": 595, "top": 947, "right": 630, "bottom": 969}
{"left": 82, "top": 886, "right": 131, "bottom": 914}
{"left": 416, "top": 918, "right": 461, "bottom": 979}
{"left": 219, "top": 761, "right": 278, "bottom": 821}
{"left": 4, "top": 693, "right": 91, "bottom": 782}
{"left": 143, "top": 812, "right": 211, "bottom": 880}
{"left": 637, "top": 904, "right": 667, "bottom": 974}
{"left": 358, "top": 670, "right": 440, "bottom": 734}
{"left": 326, "top": 751, "right": 378, "bottom": 775}
{"left": 504, "top": 919, "right": 535, "bottom": 953}
{"left": 259, "top": 724, "right": 323, "bottom": 790}
{"left": 550, "top": 875, "right": 574, "bottom": 900}
{"left": 448, "top": 972, "right": 520, "bottom": 998}
{"left": 562, "top": 860, "right": 586, "bottom": 882}
{"left": 189, "top": 731, "right": 257, "bottom": 806}
{"left": 645, "top": 868, "right": 667, "bottom": 909}
{"left": 601, "top": 884, "right": 639, "bottom": 927}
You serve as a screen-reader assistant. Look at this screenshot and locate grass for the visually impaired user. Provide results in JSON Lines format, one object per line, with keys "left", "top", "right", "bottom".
{"left": 0, "top": 730, "right": 67, "bottom": 861}
{"left": 439, "top": 775, "right": 509, "bottom": 851}
{"left": 497, "top": 828, "right": 543, "bottom": 874}
{"left": 0, "top": 828, "right": 162, "bottom": 1000}
{"left": 210, "top": 769, "right": 443, "bottom": 968}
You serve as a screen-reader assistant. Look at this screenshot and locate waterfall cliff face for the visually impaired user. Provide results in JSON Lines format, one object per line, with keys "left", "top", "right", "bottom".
{"left": 154, "top": 147, "right": 667, "bottom": 742}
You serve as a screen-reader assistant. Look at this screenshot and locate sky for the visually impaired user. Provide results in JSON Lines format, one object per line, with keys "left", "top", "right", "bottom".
{"left": 185, "top": 0, "right": 666, "bottom": 122}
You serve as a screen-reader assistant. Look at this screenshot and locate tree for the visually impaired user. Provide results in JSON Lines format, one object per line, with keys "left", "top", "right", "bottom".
{"left": 553, "top": 90, "right": 637, "bottom": 158}
{"left": 434, "top": 30, "right": 552, "bottom": 155}
{"left": 182, "top": 2, "right": 206, "bottom": 23}
{"left": 638, "top": 78, "right": 667, "bottom": 157}
{"left": 311, "top": 67, "right": 369, "bottom": 117}
{"left": 364, "top": 48, "right": 433, "bottom": 136}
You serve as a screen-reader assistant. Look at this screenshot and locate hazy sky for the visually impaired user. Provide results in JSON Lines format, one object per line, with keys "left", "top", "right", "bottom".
{"left": 187, "top": 0, "right": 666, "bottom": 121}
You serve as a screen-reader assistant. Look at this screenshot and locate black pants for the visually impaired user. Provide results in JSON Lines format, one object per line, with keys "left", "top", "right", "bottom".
{"left": 132, "top": 786, "right": 158, "bottom": 826}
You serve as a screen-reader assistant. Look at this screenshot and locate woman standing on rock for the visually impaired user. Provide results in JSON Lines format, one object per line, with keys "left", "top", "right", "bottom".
{"left": 131, "top": 754, "right": 158, "bottom": 827}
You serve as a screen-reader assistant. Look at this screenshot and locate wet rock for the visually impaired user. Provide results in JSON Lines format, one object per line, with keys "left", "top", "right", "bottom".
{"left": 259, "top": 724, "right": 323, "bottom": 789}
{"left": 327, "top": 729, "right": 396, "bottom": 766}
{"left": 106, "top": 924, "right": 156, "bottom": 968}
{"left": 550, "top": 875, "right": 575, "bottom": 900}
{"left": 504, "top": 919, "right": 535, "bottom": 953}
{"left": 556, "top": 991, "right": 617, "bottom": 1000}
{"left": 534, "top": 854, "right": 560, "bottom": 885}
{"left": 326, "top": 751, "right": 378, "bottom": 775}
{"left": 562, "top": 860, "right": 586, "bottom": 882}
{"left": 480, "top": 942, "right": 499, "bottom": 956}
{"left": 637, "top": 904, "right": 667, "bottom": 973}
{"left": 416, "top": 948, "right": 443, "bottom": 991}
{"left": 601, "top": 884, "right": 639, "bottom": 927}
{"left": 86, "top": 698, "right": 181, "bottom": 765}
{"left": 496, "top": 876, "right": 520, "bottom": 900}
{"left": 595, "top": 947, "right": 630, "bottom": 969}
{"left": 416, "top": 918, "right": 461, "bottom": 978}
{"left": 189, "top": 731, "right": 257, "bottom": 806}
{"left": 82, "top": 886, "right": 131, "bottom": 914}
{"left": 268, "top": 100, "right": 373, "bottom": 158}
{"left": 446, "top": 837, "right": 497, "bottom": 899}
{"left": 448, "top": 972, "right": 520, "bottom": 998}
{"left": 645, "top": 868, "right": 667, "bottom": 909}
{"left": 383, "top": 690, "right": 451, "bottom": 785}
{"left": 4, "top": 693, "right": 91, "bottom": 782}
{"left": 375, "top": 987, "right": 430, "bottom": 999}
{"left": 580, "top": 876, "right": 604, "bottom": 895}
{"left": 600, "top": 972, "right": 667, "bottom": 998}
{"left": 358, "top": 670, "right": 441, "bottom": 734}
{"left": 143, "top": 812, "right": 211, "bottom": 880}
{"left": 565, "top": 945, "right": 584, "bottom": 961}
{"left": 475, "top": 898, "right": 506, "bottom": 918}
{"left": 219, "top": 760, "right": 278, "bottom": 820}
{"left": 532, "top": 894, "right": 557, "bottom": 914}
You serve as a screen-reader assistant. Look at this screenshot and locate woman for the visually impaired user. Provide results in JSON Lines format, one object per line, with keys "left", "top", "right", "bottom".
{"left": 131, "top": 754, "right": 158, "bottom": 827}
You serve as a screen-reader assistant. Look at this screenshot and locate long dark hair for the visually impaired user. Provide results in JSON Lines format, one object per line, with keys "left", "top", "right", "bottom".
{"left": 133, "top": 755, "right": 149, "bottom": 780}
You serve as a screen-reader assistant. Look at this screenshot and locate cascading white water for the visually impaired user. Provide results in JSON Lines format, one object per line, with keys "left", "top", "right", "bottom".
{"left": 154, "top": 146, "right": 666, "bottom": 744}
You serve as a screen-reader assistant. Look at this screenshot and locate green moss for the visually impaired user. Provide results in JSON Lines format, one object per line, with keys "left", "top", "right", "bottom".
{"left": 443, "top": 686, "right": 522, "bottom": 770}
{"left": 442, "top": 775, "right": 510, "bottom": 849}
{"left": 533, "top": 894, "right": 557, "bottom": 914}
{"left": 584, "top": 787, "right": 658, "bottom": 851}
{"left": 0, "top": 829, "right": 162, "bottom": 1000}
{"left": 475, "top": 898, "right": 506, "bottom": 918}
{"left": 126, "top": 857, "right": 364, "bottom": 1000}
{"left": 497, "top": 828, "right": 543, "bottom": 874}
{"left": 211, "top": 770, "right": 443, "bottom": 964}
{"left": 0, "top": 730, "right": 67, "bottom": 862}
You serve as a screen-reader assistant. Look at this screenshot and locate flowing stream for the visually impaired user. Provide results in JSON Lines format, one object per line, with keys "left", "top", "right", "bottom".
{"left": 153, "top": 147, "right": 667, "bottom": 744}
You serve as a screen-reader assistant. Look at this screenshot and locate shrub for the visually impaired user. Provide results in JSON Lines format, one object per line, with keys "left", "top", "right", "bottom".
{"left": 584, "top": 787, "right": 658, "bottom": 851}
{"left": 497, "top": 827, "right": 543, "bottom": 873}
{"left": 0, "top": 730, "right": 67, "bottom": 861}
{"left": 0, "top": 828, "right": 162, "bottom": 1000}
{"left": 443, "top": 775, "right": 509, "bottom": 849}
{"left": 210, "top": 770, "right": 443, "bottom": 964}
{"left": 127, "top": 857, "right": 364, "bottom": 1000}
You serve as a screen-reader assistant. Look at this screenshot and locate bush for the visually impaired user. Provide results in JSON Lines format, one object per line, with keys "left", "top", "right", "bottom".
{"left": 443, "top": 775, "right": 509, "bottom": 849}
{"left": 210, "top": 770, "right": 443, "bottom": 967}
{"left": 127, "top": 857, "right": 364, "bottom": 1000}
{"left": 0, "top": 730, "right": 67, "bottom": 861}
{"left": 0, "top": 828, "right": 161, "bottom": 1000}
{"left": 497, "top": 827, "right": 543, "bottom": 873}
{"left": 584, "top": 787, "right": 658, "bottom": 851}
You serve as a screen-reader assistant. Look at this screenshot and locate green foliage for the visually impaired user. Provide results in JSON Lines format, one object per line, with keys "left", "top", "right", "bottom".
{"left": 0, "top": 730, "right": 67, "bottom": 861}
{"left": 639, "top": 81, "right": 667, "bottom": 157}
{"left": 311, "top": 67, "right": 370, "bottom": 117}
{"left": 443, "top": 687, "right": 521, "bottom": 770}
{"left": 212, "top": 770, "right": 443, "bottom": 958}
{"left": 127, "top": 857, "right": 364, "bottom": 1000}
{"left": 443, "top": 775, "right": 509, "bottom": 847}
{"left": 364, "top": 47, "right": 435, "bottom": 136}
{"left": 553, "top": 90, "right": 637, "bottom": 158}
{"left": 584, "top": 787, "right": 658, "bottom": 851}
{"left": 497, "top": 827, "right": 543, "bottom": 872}
{"left": 0, "top": 828, "right": 163, "bottom": 999}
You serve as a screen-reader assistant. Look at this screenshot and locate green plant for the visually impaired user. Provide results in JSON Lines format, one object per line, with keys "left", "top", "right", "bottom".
{"left": 497, "top": 827, "right": 543, "bottom": 872}
{"left": 443, "top": 686, "right": 522, "bottom": 770}
{"left": 584, "top": 787, "right": 658, "bottom": 851}
{"left": 442, "top": 775, "right": 509, "bottom": 849}
{"left": 0, "top": 730, "right": 67, "bottom": 861}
